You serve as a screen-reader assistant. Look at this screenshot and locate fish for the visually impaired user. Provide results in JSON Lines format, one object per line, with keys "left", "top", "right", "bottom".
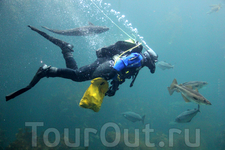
{"left": 167, "top": 79, "right": 212, "bottom": 105}
{"left": 175, "top": 105, "right": 200, "bottom": 123}
{"left": 207, "top": 4, "right": 222, "bottom": 14}
{"left": 181, "top": 81, "right": 208, "bottom": 90}
{"left": 157, "top": 61, "right": 174, "bottom": 70}
{"left": 122, "top": 111, "right": 145, "bottom": 124}
{"left": 42, "top": 22, "right": 109, "bottom": 36}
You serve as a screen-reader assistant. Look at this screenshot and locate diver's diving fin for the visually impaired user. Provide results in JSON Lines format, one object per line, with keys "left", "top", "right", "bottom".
{"left": 5, "top": 64, "right": 51, "bottom": 101}
{"left": 6, "top": 86, "right": 31, "bottom": 101}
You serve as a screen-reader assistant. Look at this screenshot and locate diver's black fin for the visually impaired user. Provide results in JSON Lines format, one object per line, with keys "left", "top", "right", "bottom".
{"left": 6, "top": 64, "right": 50, "bottom": 101}
{"left": 6, "top": 86, "right": 31, "bottom": 101}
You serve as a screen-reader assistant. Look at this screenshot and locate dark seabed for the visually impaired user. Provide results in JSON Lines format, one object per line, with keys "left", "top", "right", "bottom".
{"left": 0, "top": 0, "right": 225, "bottom": 149}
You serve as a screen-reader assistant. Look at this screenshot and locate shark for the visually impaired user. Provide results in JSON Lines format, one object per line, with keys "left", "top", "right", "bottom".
{"left": 167, "top": 79, "right": 212, "bottom": 105}
{"left": 207, "top": 4, "right": 222, "bottom": 14}
{"left": 42, "top": 22, "right": 109, "bottom": 36}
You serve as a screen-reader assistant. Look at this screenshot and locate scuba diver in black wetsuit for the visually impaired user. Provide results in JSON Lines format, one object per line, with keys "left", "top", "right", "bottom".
{"left": 5, "top": 25, "right": 158, "bottom": 101}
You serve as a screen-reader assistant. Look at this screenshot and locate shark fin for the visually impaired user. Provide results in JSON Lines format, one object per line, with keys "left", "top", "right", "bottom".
{"left": 181, "top": 94, "right": 191, "bottom": 102}
{"left": 88, "top": 22, "right": 94, "bottom": 26}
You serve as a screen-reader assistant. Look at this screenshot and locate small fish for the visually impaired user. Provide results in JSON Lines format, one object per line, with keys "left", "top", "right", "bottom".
{"left": 157, "top": 61, "right": 174, "bottom": 70}
{"left": 42, "top": 22, "right": 109, "bottom": 36}
{"left": 181, "top": 81, "right": 208, "bottom": 90}
{"left": 167, "top": 79, "right": 212, "bottom": 105}
{"left": 175, "top": 105, "right": 200, "bottom": 123}
{"left": 122, "top": 111, "right": 145, "bottom": 124}
{"left": 207, "top": 4, "right": 222, "bottom": 14}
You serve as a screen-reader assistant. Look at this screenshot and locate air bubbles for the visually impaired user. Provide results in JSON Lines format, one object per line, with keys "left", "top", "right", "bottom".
{"left": 110, "top": 9, "right": 115, "bottom": 13}
{"left": 96, "top": 0, "right": 102, "bottom": 6}
{"left": 116, "top": 12, "right": 121, "bottom": 18}
{"left": 101, "top": 17, "right": 106, "bottom": 22}
{"left": 103, "top": 3, "right": 111, "bottom": 9}
{"left": 123, "top": 20, "right": 128, "bottom": 25}
{"left": 118, "top": 15, "right": 125, "bottom": 22}
{"left": 110, "top": 9, "right": 121, "bottom": 17}
{"left": 132, "top": 28, "right": 138, "bottom": 34}
{"left": 82, "top": 0, "right": 153, "bottom": 54}
{"left": 126, "top": 23, "right": 132, "bottom": 29}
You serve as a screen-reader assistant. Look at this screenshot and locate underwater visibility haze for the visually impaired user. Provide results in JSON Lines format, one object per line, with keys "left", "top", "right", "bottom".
{"left": 0, "top": 0, "right": 225, "bottom": 149}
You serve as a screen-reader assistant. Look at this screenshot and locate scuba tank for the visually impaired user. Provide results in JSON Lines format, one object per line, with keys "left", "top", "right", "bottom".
{"left": 96, "top": 40, "right": 143, "bottom": 58}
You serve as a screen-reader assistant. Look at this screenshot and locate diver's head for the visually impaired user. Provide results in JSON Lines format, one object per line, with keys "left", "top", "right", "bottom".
{"left": 143, "top": 50, "right": 158, "bottom": 74}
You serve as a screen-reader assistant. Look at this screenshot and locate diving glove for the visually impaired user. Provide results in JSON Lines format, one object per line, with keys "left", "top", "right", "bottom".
{"left": 105, "top": 80, "right": 119, "bottom": 97}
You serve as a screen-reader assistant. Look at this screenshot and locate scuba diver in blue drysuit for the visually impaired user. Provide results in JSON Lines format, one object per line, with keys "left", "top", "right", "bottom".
{"left": 5, "top": 25, "right": 158, "bottom": 101}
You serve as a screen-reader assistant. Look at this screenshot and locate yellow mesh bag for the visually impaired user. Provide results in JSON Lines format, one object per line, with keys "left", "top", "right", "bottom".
{"left": 79, "top": 77, "right": 109, "bottom": 112}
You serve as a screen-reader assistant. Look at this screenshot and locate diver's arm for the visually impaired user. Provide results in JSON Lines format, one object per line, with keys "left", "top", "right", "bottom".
{"left": 105, "top": 80, "right": 120, "bottom": 97}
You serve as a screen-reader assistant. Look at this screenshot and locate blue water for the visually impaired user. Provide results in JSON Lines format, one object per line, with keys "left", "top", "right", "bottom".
{"left": 0, "top": 0, "right": 225, "bottom": 149}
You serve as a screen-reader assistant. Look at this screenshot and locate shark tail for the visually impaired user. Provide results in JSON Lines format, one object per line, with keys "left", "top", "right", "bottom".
{"left": 142, "top": 115, "right": 145, "bottom": 124}
{"left": 168, "top": 79, "right": 178, "bottom": 95}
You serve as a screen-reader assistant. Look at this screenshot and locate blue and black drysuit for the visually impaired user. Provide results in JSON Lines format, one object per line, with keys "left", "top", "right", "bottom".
{"left": 5, "top": 26, "right": 156, "bottom": 100}
{"left": 55, "top": 41, "right": 146, "bottom": 96}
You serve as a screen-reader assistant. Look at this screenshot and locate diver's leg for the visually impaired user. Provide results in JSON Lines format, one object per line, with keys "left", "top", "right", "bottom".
{"left": 28, "top": 25, "right": 74, "bottom": 51}
{"left": 28, "top": 25, "right": 78, "bottom": 70}
{"left": 5, "top": 64, "right": 81, "bottom": 101}
{"left": 91, "top": 59, "right": 115, "bottom": 80}
{"left": 5, "top": 58, "right": 110, "bottom": 101}
{"left": 58, "top": 58, "right": 110, "bottom": 81}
